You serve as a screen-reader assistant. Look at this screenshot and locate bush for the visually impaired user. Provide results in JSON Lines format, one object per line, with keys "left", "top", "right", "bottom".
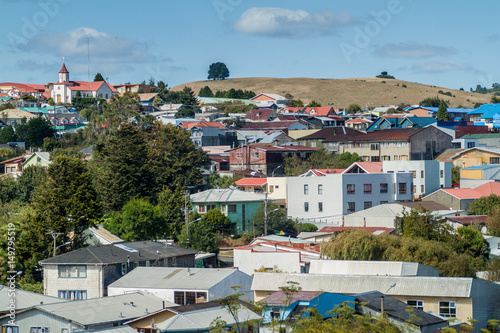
{"left": 300, "top": 223, "right": 318, "bottom": 232}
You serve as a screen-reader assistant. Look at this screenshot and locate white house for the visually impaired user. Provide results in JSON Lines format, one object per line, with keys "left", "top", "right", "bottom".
{"left": 308, "top": 260, "right": 439, "bottom": 277}
{"left": 286, "top": 171, "right": 413, "bottom": 223}
{"left": 50, "top": 62, "right": 118, "bottom": 104}
{"left": 107, "top": 267, "right": 254, "bottom": 304}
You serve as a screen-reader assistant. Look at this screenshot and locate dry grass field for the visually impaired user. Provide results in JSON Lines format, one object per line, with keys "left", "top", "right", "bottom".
{"left": 172, "top": 77, "right": 492, "bottom": 109}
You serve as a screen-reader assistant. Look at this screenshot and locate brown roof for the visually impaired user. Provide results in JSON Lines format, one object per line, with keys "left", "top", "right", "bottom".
{"left": 245, "top": 109, "right": 275, "bottom": 121}
{"left": 260, "top": 290, "right": 324, "bottom": 306}
{"left": 344, "top": 128, "right": 424, "bottom": 142}
{"left": 227, "top": 143, "right": 317, "bottom": 153}
{"left": 137, "top": 92, "right": 158, "bottom": 102}
{"left": 446, "top": 215, "right": 488, "bottom": 225}
{"left": 298, "top": 126, "right": 363, "bottom": 142}
{"left": 243, "top": 120, "right": 301, "bottom": 130}
{"left": 59, "top": 63, "right": 69, "bottom": 73}
{"left": 402, "top": 201, "right": 449, "bottom": 211}
{"left": 434, "top": 148, "right": 465, "bottom": 163}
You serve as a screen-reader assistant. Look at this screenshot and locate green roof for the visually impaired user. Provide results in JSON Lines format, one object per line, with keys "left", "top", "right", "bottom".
{"left": 460, "top": 133, "right": 500, "bottom": 139}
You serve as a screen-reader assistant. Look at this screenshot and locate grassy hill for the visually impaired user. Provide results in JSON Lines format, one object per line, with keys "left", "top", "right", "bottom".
{"left": 171, "top": 77, "right": 491, "bottom": 109}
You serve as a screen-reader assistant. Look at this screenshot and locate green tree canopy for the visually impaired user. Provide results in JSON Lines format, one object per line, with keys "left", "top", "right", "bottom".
{"left": 346, "top": 104, "right": 362, "bottom": 114}
{"left": 419, "top": 97, "right": 449, "bottom": 107}
{"left": 15, "top": 116, "right": 55, "bottom": 148}
{"left": 437, "top": 101, "right": 449, "bottom": 121}
{"left": 307, "top": 100, "right": 321, "bottom": 107}
{"left": 0, "top": 125, "right": 16, "bottom": 144}
{"left": 94, "top": 73, "right": 105, "bottom": 81}
{"left": 468, "top": 194, "right": 500, "bottom": 215}
{"left": 198, "top": 86, "right": 214, "bottom": 97}
{"left": 16, "top": 165, "right": 47, "bottom": 205}
{"left": 208, "top": 62, "right": 230, "bottom": 80}
{"left": 252, "top": 201, "right": 297, "bottom": 236}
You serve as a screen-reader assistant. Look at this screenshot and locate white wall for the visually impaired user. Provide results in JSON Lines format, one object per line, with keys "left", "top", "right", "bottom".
{"left": 234, "top": 249, "right": 303, "bottom": 275}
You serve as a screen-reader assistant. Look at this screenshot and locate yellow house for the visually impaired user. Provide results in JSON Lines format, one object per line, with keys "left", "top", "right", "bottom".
{"left": 451, "top": 147, "right": 500, "bottom": 168}
{"left": 460, "top": 164, "right": 500, "bottom": 180}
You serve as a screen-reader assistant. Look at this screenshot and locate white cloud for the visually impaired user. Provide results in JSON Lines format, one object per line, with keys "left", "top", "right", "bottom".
{"left": 20, "top": 27, "right": 153, "bottom": 64}
{"left": 234, "top": 7, "right": 357, "bottom": 38}
{"left": 412, "top": 61, "right": 472, "bottom": 73}
{"left": 375, "top": 42, "right": 456, "bottom": 58}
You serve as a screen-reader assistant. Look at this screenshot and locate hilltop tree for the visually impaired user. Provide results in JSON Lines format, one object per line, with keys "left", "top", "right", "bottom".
{"left": 376, "top": 71, "right": 395, "bottom": 79}
{"left": 208, "top": 62, "right": 230, "bottom": 80}
{"left": 419, "top": 97, "right": 449, "bottom": 108}
{"left": 308, "top": 100, "right": 321, "bottom": 107}
{"left": 346, "top": 103, "right": 362, "bottom": 114}
{"left": 198, "top": 86, "right": 214, "bottom": 97}
{"left": 94, "top": 73, "right": 105, "bottom": 81}
{"left": 437, "top": 101, "right": 449, "bottom": 121}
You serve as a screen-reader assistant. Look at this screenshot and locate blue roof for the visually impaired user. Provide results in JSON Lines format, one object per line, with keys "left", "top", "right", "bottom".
{"left": 462, "top": 164, "right": 500, "bottom": 170}
{"left": 407, "top": 106, "right": 472, "bottom": 114}
{"left": 402, "top": 117, "right": 436, "bottom": 126}
{"left": 468, "top": 103, "right": 500, "bottom": 117}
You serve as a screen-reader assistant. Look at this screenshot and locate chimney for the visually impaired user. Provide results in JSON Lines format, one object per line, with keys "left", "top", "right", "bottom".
{"left": 380, "top": 296, "right": 385, "bottom": 318}
{"left": 274, "top": 244, "right": 277, "bottom": 252}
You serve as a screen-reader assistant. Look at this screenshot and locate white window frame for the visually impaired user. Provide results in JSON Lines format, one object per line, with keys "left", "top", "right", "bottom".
{"left": 438, "top": 301, "right": 456, "bottom": 318}
{"left": 407, "top": 299, "right": 424, "bottom": 311}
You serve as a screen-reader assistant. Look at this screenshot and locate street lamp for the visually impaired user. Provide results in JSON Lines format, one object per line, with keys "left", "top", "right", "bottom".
{"left": 187, "top": 218, "right": 202, "bottom": 248}
{"left": 55, "top": 241, "right": 71, "bottom": 256}
{"left": 271, "top": 165, "right": 281, "bottom": 177}
{"left": 264, "top": 208, "right": 280, "bottom": 236}
{"left": 46, "top": 231, "right": 65, "bottom": 257}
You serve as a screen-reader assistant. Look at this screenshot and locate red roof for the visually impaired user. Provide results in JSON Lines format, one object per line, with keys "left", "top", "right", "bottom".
{"left": 245, "top": 109, "right": 275, "bottom": 121}
{"left": 344, "top": 161, "right": 383, "bottom": 174}
{"left": 281, "top": 107, "right": 303, "bottom": 113}
{"left": 347, "top": 128, "right": 423, "bottom": 142}
{"left": 59, "top": 63, "right": 69, "bottom": 73}
{"left": 227, "top": 143, "right": 317, "bottom": 153}
{"left": 303, "top": 107, "right": 335, "bottom": 116}
{"left": 307, "top": 169, "right": 345, "bottom": 176}
{"left": 64, "top": 81, "right": 118, "bottom": 93}
{"left": 440, "top": 182, "right": 500, "bottom": 200}
{"left": 346, "top": 118, "right": 372, "bottom": 124}
{"left": 235, "top": 177, "right": 267, "bottom": 187}
{"left": 179, "top": 121, "right": 227, "bottom": 130}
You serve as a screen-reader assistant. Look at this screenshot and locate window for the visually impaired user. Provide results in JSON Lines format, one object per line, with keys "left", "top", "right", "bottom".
{"left": 364, "top": 201, "right": 372, "bottom": 209}
{"left": 421, "top": 170, "right": 424, "bottom": 178}
{"left": 221, "top": 205, "right": 226, "bottom": 213}
{"left": 370, "top": 143, "right": 379, "bottom": 150}
{"left": 228, "top": 204, "right": 237, "bottom": 213}
{"left": 30, "top": 328, "right": 49, "bottom": 333}
{"left": 198, "top": 205, "right": 205, "bottom": 213}
{"left": 380, "top": 201, "right": 388, "bottom": 205}
{"left": 467, "top": 142, "right": 475, "bottom": 148}
{"left": 398, "top": 183, "right": 407, "bottom": 194}
{"left": 318, "top": 184, "right": 323, "bottom": 195}
{"left": 371, "top": 156, "right": 380, "bottom": 162}
{"left": 58, "top": 290, "right": 87, "bottom": 300}
{"left": 411, "top": 171, "right": 416, "bottom": 178}
{"left": 174, "top": 291, "right": 207, "bottom": 305}
{"left": 269, "top": 185, "right": 274, "bottom": 193}
{"left": 421, "top": 185, "right": 424, "bottom": 193}
{"left": 304, "top": 202, "right": 309, "bottom": 212}
{"left": 439, "top": 301, "right": 456, "bottom": 318}
{"left": 440, "top": 170, "right": 444, "bottom": 178}
{"left": 380, "top": 183, "right": 388, "bottom": 193}
{"left": 121, "top": 263, "right": 127, "bottom": 275}
{"left": 363, "top": 184, "right": 372, "bottom": 194}
{"left": 347, "top": 184, "right": 355, "bottom": 194}
{"left": 304, "top": 184, "right": 309, "bottom": 195}
{"left": 318, "top": 202, "right": 323, "bottom": 212}
{"left": 275, "top": 185, "right": 279, "bottom": 189}
{"left": 413, "top": 185, "right": 416, "bottom": 194}
{"left": 407, "top": 299, "right": 424, "bottom": 311}
{"left": 491, "top": 157, "right": 500, "bottom": 164}
{"left": 5, "top": 327, "right": 19, "bottom": 333}
{"left": 347, "top": 202, "right": 355, "bottom": 212}
{"left": 251, "top": 152, "right": 260, "bottom": 159}
{"left": 270, "top": 307, "right": 281, "bottom": 319}
{"left": 58, "top": 265, "right": 86, "bottom": 278}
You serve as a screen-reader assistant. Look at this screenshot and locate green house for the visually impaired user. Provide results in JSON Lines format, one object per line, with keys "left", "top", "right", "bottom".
{"left": 22, "top": 152, "right": 51, "bottom": 169}
{"left": 190, "top": 188, "right": 267, "bottom": 235}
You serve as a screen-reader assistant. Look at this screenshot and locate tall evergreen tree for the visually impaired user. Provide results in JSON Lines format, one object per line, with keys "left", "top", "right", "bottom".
{"left": 207, "top": 62, "right": 230, "bottom": 80}
{"left": 94, "top": 73, "right": 105, "bottom": 81}
{"left": 437, "top": 101, "right": 449, "bottom": 121}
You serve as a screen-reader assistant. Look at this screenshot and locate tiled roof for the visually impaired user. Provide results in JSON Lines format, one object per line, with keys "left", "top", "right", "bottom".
{"left": 310, "top": 168, "right": 345, "bottom": 176}
{"left": 318, "top": 226, "right": 395, "bottom": 234}
{"left": 343, "top": 161, "right": 383, "bottom": 174}
{"left": 245, "top": 108, "right": 275, "bottom": 120}
{"left": 227, "top": 143, "right": 317, "bottom": 152}
{"left": 179, "top": 121, "right": 227, "bottom": 130}
{"left": 347, "top": 128, "right": 424, "bottom": 141}
{"left": 346, "top": 118, "right": 372, "bottom": 123}
{"left": 137, "top": 92, "right": 158, "bottom": 101}
{"left": 303, "top": 107, "right": 334, "bottom": 116}
{"left": 434, "top": 148, "right": 466, "bottom": 162}
{"left": 298, "top": 126, "right": 362, "bottom": 141}
{"left": 234, "top": 177, "right": 267, "bottom": 187}
{"left": 474, "top": 181, "right": 500, "bottom": 196}
{"left": 59, "top": 63, "right": 69, "bottom": 73}
{"left": 439, "top": 187, "right": 484, "bottom": 200}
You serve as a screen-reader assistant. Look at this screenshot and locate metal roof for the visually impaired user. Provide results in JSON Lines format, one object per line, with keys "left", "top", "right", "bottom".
{"left": 0, "top": 286, "right": 64, "bottom": 311}
{"left": 39, "top": 241, "right": 198, "bottom": 265}
{"left": 190, "top": 188, "right": 266, "bottom": 203}
{"left": 251, "top": 273, "right": 476, "bottom": 298}
{"left": 155, "top": 305, "right": 262, "bottom": 331}
{"left": 5, "top": 292, "right": 170, "bottom": 327}
{"left": 108, "top": 267, "right": 250, "bottom": 290}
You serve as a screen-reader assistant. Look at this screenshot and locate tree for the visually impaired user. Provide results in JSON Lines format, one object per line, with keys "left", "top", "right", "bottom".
{"left": 26, "top": 155, "right": 101, "bottom": 262}
{"left": 98, "top": 92, "right": 143, "bottom": 134}
{"left": 157, "top": 187, "right": 185, "bottom": 238}
{"left": 419, "top": 97, "right": 449, "bottom": 107}
{"left": 153, "top": 94, "right": 163, "bottom": 107}
{"left": 456, "top": 226, "right": 489, "bottom": 259}
{"left": 206, "top": 172, "right": 244, "bottom": 189}
{"left": 299, "top": 223, "right": 318, "bottom": 232}
{"left": 0, "top": 125, "right": 16, "bottom": 144}
{"left": 252, "top": 201, "right": 297, "bottom": 236}
{"left": 307, "top": 100, "right": 321, "bottom": 107}
{"left": 91, "top": 123, "right": 153, "bottom": 212}
{"left": 346, "top": 103, "right": 362, "bottom": 114}
{"left": 103, "top": 198, "right": 167, "bottom": 241}
{"left": 486, "top": 207, "right": 500, "bottom": 237}
{"left": 437, "top": 101, "right": 449, "bottom": 121}
{"left": 468, "top": 194, "right": 500, "bottom": 215}
{"left": 452, "top": 165, "right": 461, "bottom": 184}
{"left": 15, "top": 116, "right": 55, "bottom": 148}
{"left": 208, "top": 62, "right": 230, "bottom": 80}
{"left": 397, "top": 206, "right": 451, "bottom": 241}
{"left": 94, "top": 73, "right": 105, "bottom": 81}
{"left": 16, "top": 165, "right": 47, "bottom": 205}
{"left": 47, "top": 97, "right": 55, "bottom": 106}
{"left": 376, "top": 71, "right": 396, "bottom": 79}
{"left": 0, "top": 176, "right": 17, "bottom": 203}
{"left": 334, "top": 152, "right": 360, "bottom": 168}
{"left": 491, "top": 95, "right": 500, "bottom": 104}
{"left": 198, "top": 86, "right": 214, "bottom": 97}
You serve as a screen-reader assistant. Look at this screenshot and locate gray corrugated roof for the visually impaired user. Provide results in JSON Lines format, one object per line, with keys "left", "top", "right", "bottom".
{"left": 6, "top": 292, "right": 171, "bottom": 326}
{"left": 190, "top": 188, "right": 266, "bottom": 203}
{"left": 0, "top": 286, "right": 64, "bottom": 311}
{"left": 156, "top": 305, "right": 261, "bottom": 331}
{"left": 109, "top": 267, "right": 250, "bottom": 290}
{"left": 252, "top": 273, "right": 475, "bottom": 298}
{"left": 39, "top": 241, "right": 198, "bottom": 265}
{"left": 356, "top": 291, "right": 446, "bottom": 327}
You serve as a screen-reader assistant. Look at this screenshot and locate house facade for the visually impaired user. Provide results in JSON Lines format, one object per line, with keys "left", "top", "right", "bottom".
{"left": 227, "top": 143, "right": 317, "bottom": 176}
{"left": 286, "top": 172, "right": 413, "bottom": 223}
{"left": 190, "top": 188, "right": 266, "bottom": 235}
{"left": 450, "top": 147, "right": 500, "bottom": 168}
{"left": 337, "top": 127, "right": 452, "bottom": 162}
{"left": 39, "top": 241, "right": 197, "bottom": 299}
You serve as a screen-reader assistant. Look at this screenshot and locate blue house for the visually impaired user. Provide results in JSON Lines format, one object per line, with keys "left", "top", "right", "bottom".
{"left": 260, "top": 290, "right": 355, "bottom": 324}
{"left": 469, "top": 103, "right": 500, "bottom": 128}
{"left": 366, "top": 116, "right": 437, "bottom": 132}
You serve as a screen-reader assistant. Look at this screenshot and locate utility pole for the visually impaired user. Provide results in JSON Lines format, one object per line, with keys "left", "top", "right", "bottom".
{"left": 185, "top": 191, "right": 190, "bottom": 248}
{"left": 264, "top": 191, "right": 268, "bottom": 236}
{"left": 47, "top": 231, "right": 64, "bottom": 257}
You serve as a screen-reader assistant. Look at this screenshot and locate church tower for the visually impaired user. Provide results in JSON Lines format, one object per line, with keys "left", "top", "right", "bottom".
{"left": 58, "top": 61, "right": 69, "bottom": 83}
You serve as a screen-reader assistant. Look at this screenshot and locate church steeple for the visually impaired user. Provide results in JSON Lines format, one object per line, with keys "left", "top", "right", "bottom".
{"left": 58, "top": 58, "right": 69, "bottom": 83}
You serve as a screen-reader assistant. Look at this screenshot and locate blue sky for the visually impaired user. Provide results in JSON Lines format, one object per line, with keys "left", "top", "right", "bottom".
{"left": 1, "top": 0, "right": 499, "bottom": 91}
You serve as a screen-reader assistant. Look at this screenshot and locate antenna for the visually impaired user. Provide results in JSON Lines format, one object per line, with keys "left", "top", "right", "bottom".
{"left": 87, "top": 36, "right": 91, "bottom": 91}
